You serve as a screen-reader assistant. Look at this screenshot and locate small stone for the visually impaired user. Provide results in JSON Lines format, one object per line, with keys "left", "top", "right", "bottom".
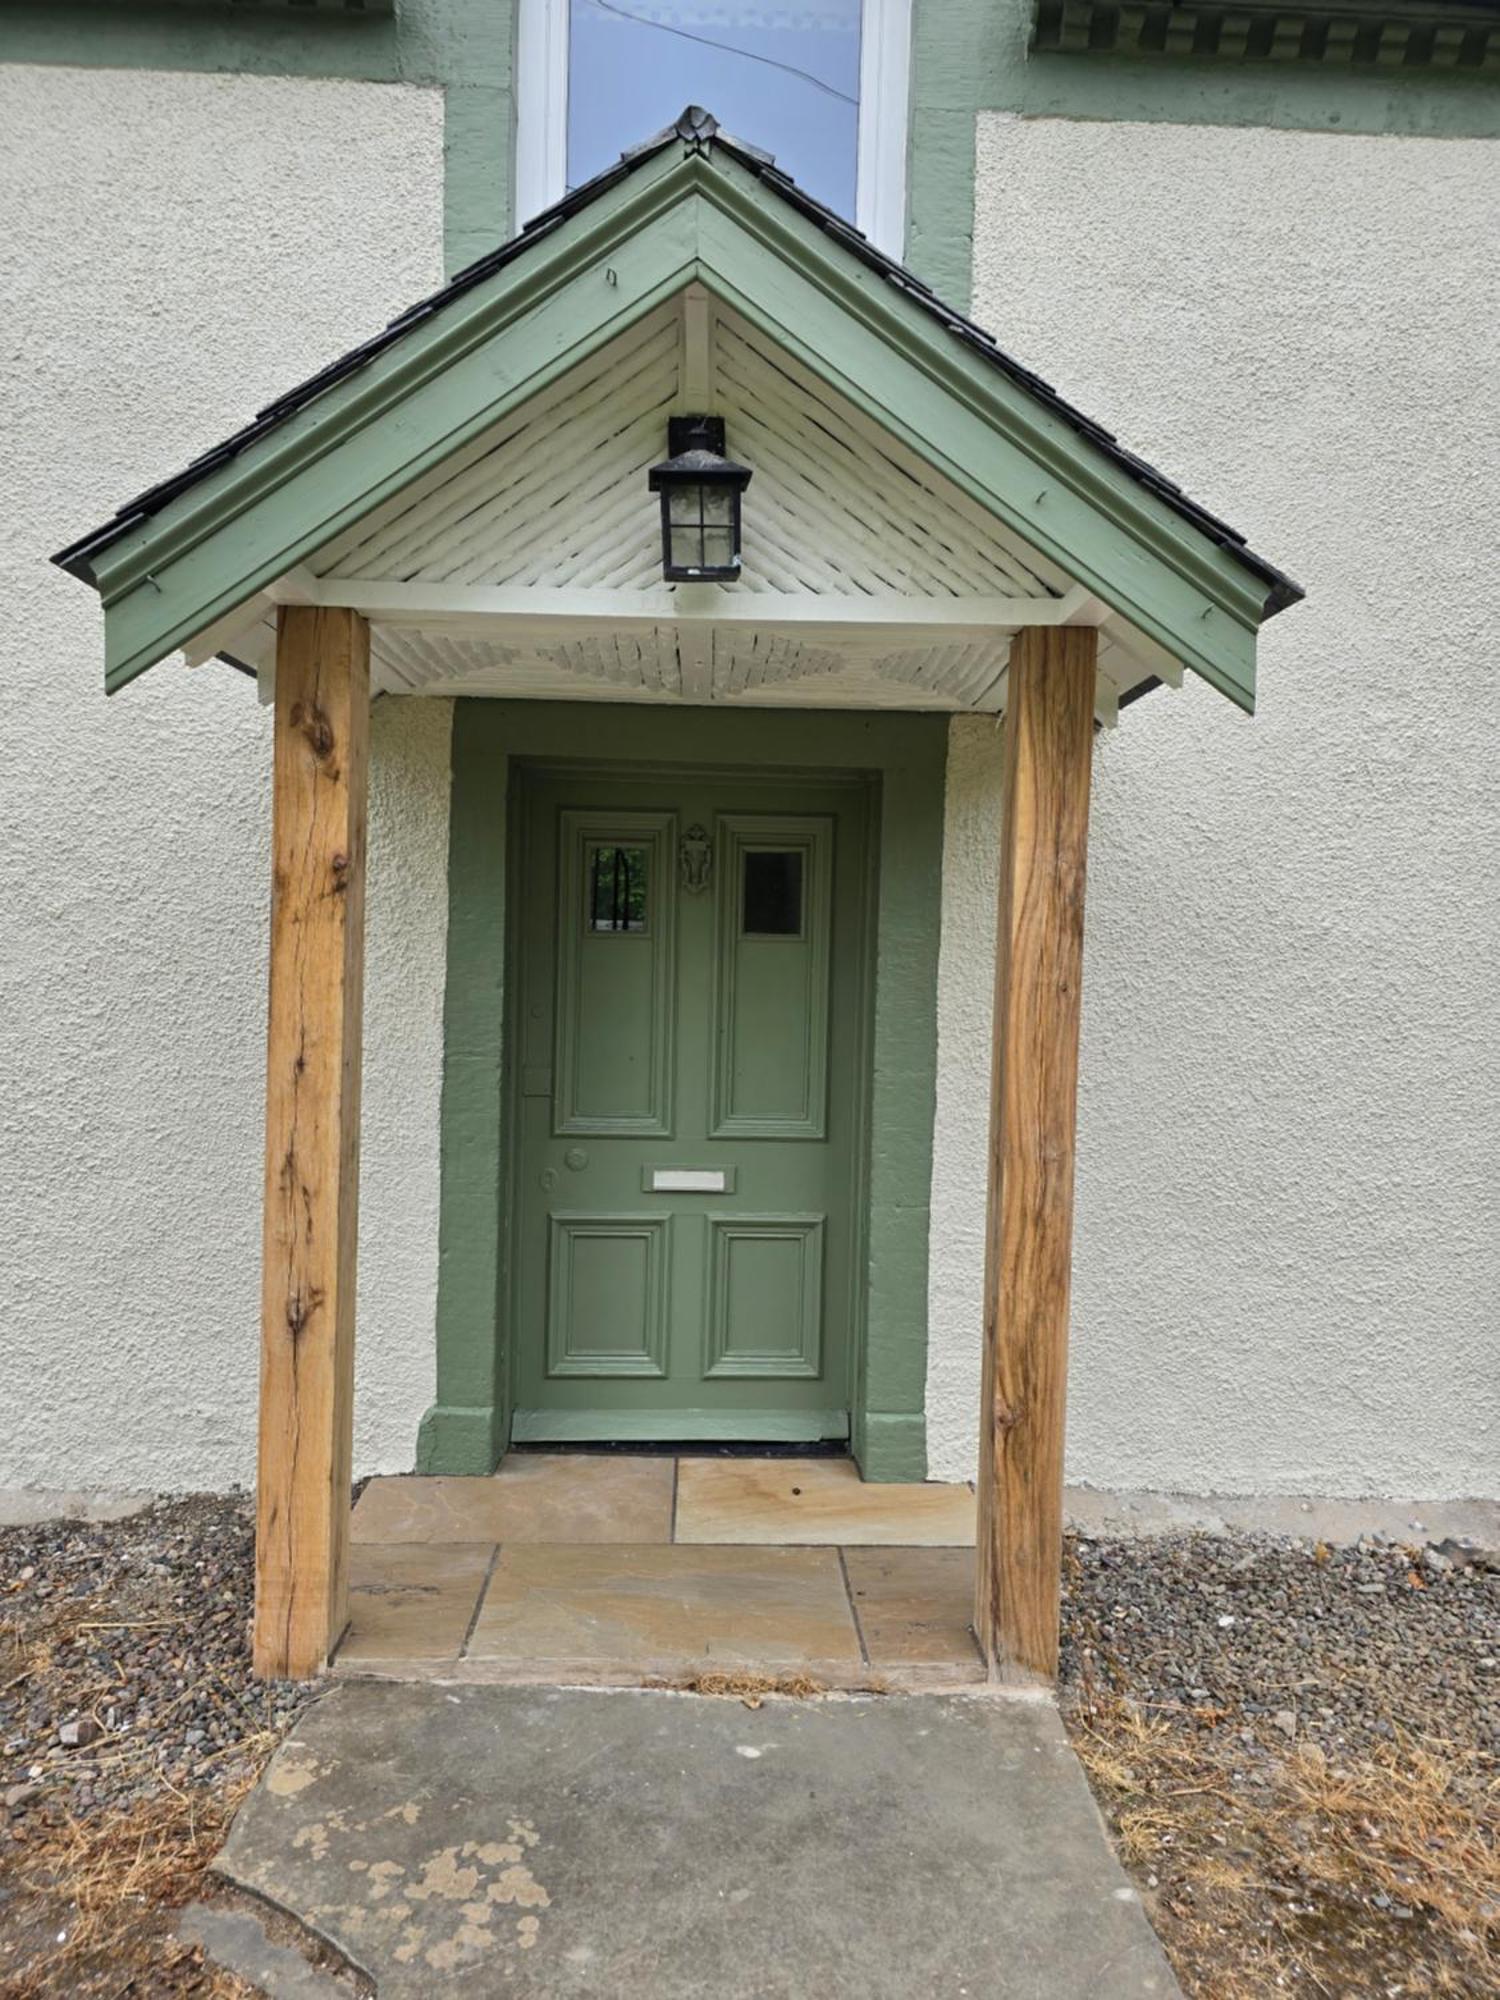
{"left": 1273, "top": 1710, "right": 1297, "bottom": 1739}
{"left": 4, "top": 1783, "right": 41, "bottom": 1812}
{"left": 57, "top": 1717, "right": 101, "bottom": 1749}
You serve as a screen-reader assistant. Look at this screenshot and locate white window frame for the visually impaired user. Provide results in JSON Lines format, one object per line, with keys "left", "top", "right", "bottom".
{"left": 514, "top": 0, "right": 912, "bottom": 259}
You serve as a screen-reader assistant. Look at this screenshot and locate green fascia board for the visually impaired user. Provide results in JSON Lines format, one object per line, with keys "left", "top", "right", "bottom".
{"left": 690, "top": 155, "right": 1268, "bottom": 708}
{"left": 81, "top": 135, "right": 1279, "bottom": 710}
{"left": 87, "top": 143, "right": 697, "bottom": 690}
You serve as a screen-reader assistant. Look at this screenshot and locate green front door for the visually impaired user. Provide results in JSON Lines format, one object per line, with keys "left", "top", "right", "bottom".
{"left": 508, "top": 762, "right": 872, "bottom": 1442}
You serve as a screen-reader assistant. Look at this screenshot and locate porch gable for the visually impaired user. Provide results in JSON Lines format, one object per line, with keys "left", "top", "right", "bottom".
{"left": 54, "top": 109, "right": 1300, "bottom": 714}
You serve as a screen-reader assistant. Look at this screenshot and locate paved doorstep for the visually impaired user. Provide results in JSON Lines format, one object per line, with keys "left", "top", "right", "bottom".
{"left": 340, "top": 1455, "right": 986, "bottom": 1682}
{"left": 338, "top": 1540, "right": 985, "bottom": 1681}
{"left": 216, "top": 1682, "right": 1182, "bottom": 2000}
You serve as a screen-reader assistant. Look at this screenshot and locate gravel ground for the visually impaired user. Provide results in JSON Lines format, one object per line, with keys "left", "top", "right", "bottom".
{"left": 1059, "top": 1527, "right": 1499, "bottom": 1999}
{"left": 1061, "top": 1527, "right": 1498, "bottom": 1755}
{"left": 1, "top": 1495, "right": 313, "bottom": 1996}
{"left": 1, "top": 1497, "right": 309, "bottom": 1822}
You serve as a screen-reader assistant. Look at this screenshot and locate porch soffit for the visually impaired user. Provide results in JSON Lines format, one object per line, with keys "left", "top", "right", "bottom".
{"left": 53, "top": 109, "right": 1302, "bottom": 715}
{"left": 215, "top": 297, "right": 1153, "bottom": 717}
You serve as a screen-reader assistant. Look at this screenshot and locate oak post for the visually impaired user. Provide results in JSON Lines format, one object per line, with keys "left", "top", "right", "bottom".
{"left": 976, "top": 624, "right": 1097, "bottom": 1683}
{"left": 254, "top": 606, "right": 370, "bottom": 1680}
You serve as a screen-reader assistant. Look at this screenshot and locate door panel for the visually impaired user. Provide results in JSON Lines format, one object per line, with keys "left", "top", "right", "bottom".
{"left": 705, "top": 1215, "right": 825, "bottom": 1379}
{"left": 546, "top": 1214, "right": 670, "bottom": 1377}
{"left": 711, "top": 815, "right": 832, "bottom": 1139}
{"left": 554, "top": 809, "right": 676, "bottom": 1135}
{"left": 510, "top": 763, "right": 870, "bottom": 1441}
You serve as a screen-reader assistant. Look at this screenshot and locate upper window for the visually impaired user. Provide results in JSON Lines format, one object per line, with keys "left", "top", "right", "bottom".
{"left": 516, "top": 0, "right": 910, "bottom": 254}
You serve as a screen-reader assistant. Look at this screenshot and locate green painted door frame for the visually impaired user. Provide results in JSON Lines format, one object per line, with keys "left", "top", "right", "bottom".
{"left": 418, "top": 699, "right": 949, "bottom": 1482}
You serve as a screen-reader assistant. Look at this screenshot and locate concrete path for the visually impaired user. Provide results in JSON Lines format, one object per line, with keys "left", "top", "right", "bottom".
{"left": 215, "top": 1682, "right": 1180, "bottom": 1998}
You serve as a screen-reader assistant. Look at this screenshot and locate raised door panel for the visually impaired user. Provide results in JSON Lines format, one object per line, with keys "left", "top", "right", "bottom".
{"left": 546, "top": 1213, "right": 670, "bottom": 1377}
{"left": 705, "top": 1214, "right": 824, "bottom": 1379}
{"left": 554, "top": 809, "right": 676, "bottom": 1135}
{"left": 710, "top": 815, "right": 832, "bottom": 1139}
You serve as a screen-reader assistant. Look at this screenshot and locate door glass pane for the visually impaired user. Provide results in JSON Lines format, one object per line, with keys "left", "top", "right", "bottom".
{"left": 742, "top": 849, "right": 803, "bottom": 936}
{"left": 588, "top": 844, "right": 649, "bottom": 932}
{"left": 567, "top": 0, "right": 862, "bottom": 218}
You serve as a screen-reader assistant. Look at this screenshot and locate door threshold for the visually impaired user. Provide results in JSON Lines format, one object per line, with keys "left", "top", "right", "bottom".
{"left": 508, "top": 1438, "right": 851, "bottom": 1459}
{"left": 510, "top": 1409, "right": 851, "bottom": 1446}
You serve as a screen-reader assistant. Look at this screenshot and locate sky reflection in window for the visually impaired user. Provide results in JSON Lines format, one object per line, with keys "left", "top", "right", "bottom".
{"left": 567, "top": 0, "right": 861, "bottom": 218}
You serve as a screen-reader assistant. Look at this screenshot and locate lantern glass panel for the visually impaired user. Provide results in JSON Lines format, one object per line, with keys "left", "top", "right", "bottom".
{"left": 700, "top": 526, "right": 735, "bottom": 570}
{"left": 662, "top": 478, "right": 740, "bottom": 576}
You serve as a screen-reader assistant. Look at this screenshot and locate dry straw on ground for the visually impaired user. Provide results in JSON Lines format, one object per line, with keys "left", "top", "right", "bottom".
{"left": 1071, "top": 1691, "right": 1497, "bottom": 1998}
{"left": 1060, "top": 1527, "right": 1499, "bottom": 2000}
{"left": 1, "top": 1777, "right": 263, "bottom": 1998}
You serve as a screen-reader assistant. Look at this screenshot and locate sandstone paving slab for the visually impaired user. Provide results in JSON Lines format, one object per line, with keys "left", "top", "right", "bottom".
{"left": 468, "top": 1541, "right": 862, "bottom": 1671}
{"left": 350, "top": 1453, "right": 674, "bottom": 1546}
{"left": 217, "top": 1682, "right": 1183, "bottom": 1999}
{"left": 675, "top": 1455, "right": 976, "bottom": 1545}
{"left": 341, "top": 1542, "right": 494, "bottom": 1664}
{"left": 843, "top": 1544, "right": 981, "bottom": 1670}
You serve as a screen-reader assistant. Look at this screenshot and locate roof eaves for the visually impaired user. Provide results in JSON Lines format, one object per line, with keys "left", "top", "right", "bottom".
{"left": 53, "top": 105, "right": 1302, "bottom": 623}
{"left": 701, "top": 126, "right": 1303, "bottom": 620}
{"left": 51, "top": 119, "right": 692, "bottom": 586}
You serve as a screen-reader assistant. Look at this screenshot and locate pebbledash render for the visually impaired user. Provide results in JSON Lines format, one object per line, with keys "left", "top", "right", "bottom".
{"left": 2, "top": 2, "right": 1496, "bottom": 1560}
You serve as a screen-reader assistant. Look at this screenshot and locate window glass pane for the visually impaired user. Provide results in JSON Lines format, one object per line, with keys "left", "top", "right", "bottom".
{"left": 589, "top": 845, "right": 649, "bottom": 931}
{"left": 699, "top": 526, "right": 736, "bottom": 569}
{"left": 742, "top": 849, "right": 803, "bottom": 935}
{"left": 567, "top": 0, "right": 861, "bottom": 218}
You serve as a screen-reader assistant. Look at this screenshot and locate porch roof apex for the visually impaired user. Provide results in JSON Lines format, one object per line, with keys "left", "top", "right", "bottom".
{"left": 53, "top": 106, "right": 1303, "bottom": 709}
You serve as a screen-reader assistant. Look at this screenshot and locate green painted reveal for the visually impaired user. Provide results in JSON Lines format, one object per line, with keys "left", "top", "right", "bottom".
{"left": 423, "top": 701, "right": 948, "bottom": 1482}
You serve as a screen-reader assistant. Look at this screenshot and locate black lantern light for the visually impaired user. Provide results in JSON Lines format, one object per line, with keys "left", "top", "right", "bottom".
{"left": 648, "top": 416, "right": 752, "bottom": 583}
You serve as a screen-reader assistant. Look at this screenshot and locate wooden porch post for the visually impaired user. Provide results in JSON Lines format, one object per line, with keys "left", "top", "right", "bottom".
{"left": 253, "top": 606, "right": 371, "bottom": 1680}
{"left": 976, "top": 624, "right": 1097, "bottom": 1683}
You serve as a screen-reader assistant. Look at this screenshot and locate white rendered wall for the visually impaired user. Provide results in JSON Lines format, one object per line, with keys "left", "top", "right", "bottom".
{"left": 0, "top": 67, "right": 449, "bottom": 1492}
{"left": 925, "top": 118, "right": 1500, "bottom": 1495}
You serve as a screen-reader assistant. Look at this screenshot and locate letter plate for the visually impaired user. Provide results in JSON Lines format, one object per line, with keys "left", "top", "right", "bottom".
{"left": 644, "top": 1167, "right": 735, "bottom": 1194}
